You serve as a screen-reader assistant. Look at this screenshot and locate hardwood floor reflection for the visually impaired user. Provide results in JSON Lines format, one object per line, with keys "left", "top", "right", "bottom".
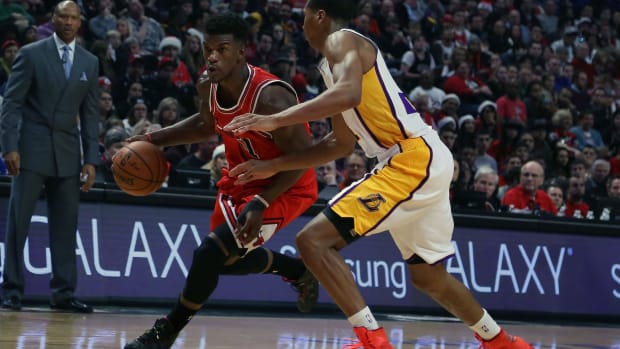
{"left": 0, "top": 308, "right": 619, "bottom": 348}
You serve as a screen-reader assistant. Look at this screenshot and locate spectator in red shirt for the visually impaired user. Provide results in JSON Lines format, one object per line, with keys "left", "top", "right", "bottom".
{"left": 443, "top": 61, "right": 493, "bottom": 115}
{"left": 611, "top": 155, "right": 620, "bottom": 176}
{"left": 570, "top": 41, "right": 595, "bottom": 84}
{"left": 563, "top": 176, "right": 590, "bottom": 218}
{"left": 496, "top": 80, "right": 527, "bottom": 127}
{"left": 501, "top": 161, "right": 557, "bottom": 215}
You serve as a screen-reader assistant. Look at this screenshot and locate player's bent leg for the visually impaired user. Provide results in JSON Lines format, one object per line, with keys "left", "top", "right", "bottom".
{"left": 221, "top": 248, "right": 319, "bottom": 313}
{"left": 297, "top": 210, "right": 393, "bottom": 348}
{"left": 181, "top": 223, "right": 243, "bottom": 305}
{"left": 295, "top": 211, "right": 360, "bottom": 316}
{"left": 409, "top": 260, "right": 484, "bottom": 324}
{"left": 125, "top": 226, "right": 239, "bottom": 349}
{"left": 408, "top": 260, "right": 533, "bottom": 349}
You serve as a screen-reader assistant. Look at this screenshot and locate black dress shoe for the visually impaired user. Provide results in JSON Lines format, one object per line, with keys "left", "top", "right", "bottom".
{"left": 50, "top": 298, "right": 93, "bottom": 313}
{"left": 1, "top": 296, "right": 22, "bottom": 310}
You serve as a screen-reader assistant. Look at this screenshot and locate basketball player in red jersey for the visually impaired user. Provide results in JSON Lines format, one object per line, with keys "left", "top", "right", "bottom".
{"left": 123, "top": 14, "right": 318, "bottom": 349}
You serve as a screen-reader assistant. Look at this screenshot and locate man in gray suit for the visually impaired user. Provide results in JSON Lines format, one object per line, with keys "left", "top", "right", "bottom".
{"left": 0, "top": 1, "right": 99, "bottom": 313}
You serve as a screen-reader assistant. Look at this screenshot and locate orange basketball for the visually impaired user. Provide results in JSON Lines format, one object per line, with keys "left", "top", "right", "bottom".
{"left": 111, "top": 141, "right": 168, "bottom": 196}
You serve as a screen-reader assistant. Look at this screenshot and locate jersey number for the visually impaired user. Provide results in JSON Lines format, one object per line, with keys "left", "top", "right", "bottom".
{"left": 237, "top": 137, "right": 260, "bottom": 159}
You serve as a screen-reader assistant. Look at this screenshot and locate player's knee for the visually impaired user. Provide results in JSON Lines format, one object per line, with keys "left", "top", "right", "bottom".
{"left": 296, "top": 224, "right": 341, "bottom": 259}
{"left": 193, "top": 238, "right": 211, "bottom": 259}
{"left": 191, "top": 236, "right": 228, "bottom": 272}
{"left": 296, "top": 226, "right": 322, "bottom": 256}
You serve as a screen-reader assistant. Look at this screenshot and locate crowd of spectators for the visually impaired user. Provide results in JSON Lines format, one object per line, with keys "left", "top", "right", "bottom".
{"left": 1, "top": 0, "right": 620, "bottom": 221}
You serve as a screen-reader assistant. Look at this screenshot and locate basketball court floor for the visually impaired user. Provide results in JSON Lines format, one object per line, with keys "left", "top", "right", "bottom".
{"left": 1, "top": 306, "right": 619, "bottom": 348}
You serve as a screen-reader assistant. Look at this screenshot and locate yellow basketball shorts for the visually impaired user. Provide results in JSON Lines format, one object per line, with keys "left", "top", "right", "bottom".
{"left": 328, "top": 132, "right": 455, "bottom": 263}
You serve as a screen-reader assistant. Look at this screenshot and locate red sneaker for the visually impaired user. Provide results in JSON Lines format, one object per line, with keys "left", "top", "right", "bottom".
{"left": 475, "top": 329, "right": 534, "bottom": 349}
{"left": 342, "top": 327, "right": 394, "bottom": 349}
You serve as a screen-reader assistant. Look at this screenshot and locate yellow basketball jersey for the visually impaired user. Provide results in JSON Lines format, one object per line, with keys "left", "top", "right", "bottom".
{"left": 317, "top": 29, "right": 430, "bottom": 160}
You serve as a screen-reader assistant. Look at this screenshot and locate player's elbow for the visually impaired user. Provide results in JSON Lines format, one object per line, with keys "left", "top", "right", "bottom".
{"left": 338, "top": 87, "right": 361, "bottom": 109}
{"left": 335, "top": 139, "right": 356, "bottom": 158}
{"left": 347, "top": 91, "right": 362, "bottom": 108}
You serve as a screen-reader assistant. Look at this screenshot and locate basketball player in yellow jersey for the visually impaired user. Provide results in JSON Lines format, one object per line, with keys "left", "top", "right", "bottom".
{"left": 225, "top": 1, "right": 533, "bottom": 348}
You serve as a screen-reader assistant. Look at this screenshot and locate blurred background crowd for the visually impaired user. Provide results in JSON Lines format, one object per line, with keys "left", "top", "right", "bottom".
{"left": 1, "top": 0, "right": 620, "bottom": 220}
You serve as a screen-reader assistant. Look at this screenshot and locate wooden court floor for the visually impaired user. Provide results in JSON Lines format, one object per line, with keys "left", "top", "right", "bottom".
{"left": 0, "top": 307, "right": 619, "bottom": 348}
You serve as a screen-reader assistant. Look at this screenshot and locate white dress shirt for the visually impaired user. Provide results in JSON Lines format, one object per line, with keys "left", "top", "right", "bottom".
{"left": 53, "top": 32, "right": 76, "bottom": 62}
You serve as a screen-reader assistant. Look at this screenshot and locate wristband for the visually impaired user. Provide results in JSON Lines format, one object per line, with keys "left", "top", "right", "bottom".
{"left": 145, "top": 133, "right": 153, "bottom": 143}
{"left": 254, "top": 194, "right": 270, "bottom": 208}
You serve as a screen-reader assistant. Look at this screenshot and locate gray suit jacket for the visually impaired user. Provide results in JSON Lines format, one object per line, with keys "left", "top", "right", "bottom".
{"left": 0, "top": 36, "right": 100, "bottom": 177}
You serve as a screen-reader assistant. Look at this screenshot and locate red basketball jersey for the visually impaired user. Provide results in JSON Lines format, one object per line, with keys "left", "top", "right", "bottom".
{"left": 209, "top": 64, "right": 317, "bottom": 199}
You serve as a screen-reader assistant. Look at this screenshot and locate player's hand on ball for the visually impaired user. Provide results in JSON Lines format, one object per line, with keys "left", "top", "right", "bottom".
{"left": 112, "top": 141, "right": 167, "bottom": 196}
{"left": 229, "top": 160, "right": 276, "bottom": 185}
{"left": 126, "top": 134, "right": 149, "bottom": 143}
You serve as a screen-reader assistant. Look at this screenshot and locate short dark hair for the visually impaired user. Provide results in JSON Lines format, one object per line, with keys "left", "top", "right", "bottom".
{"left": 204, "top": 13, "right": 249, "bottom": 43}
{"left": 306, "top": 0, "right": 358, "bottom": 21}
{"left": 54, "top": 0, "right": 80, "bottom": 14}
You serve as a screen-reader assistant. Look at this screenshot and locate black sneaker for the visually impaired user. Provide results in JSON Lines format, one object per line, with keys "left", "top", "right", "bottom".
{"left": 290, "top": 269, "right": 319, "bottom": 313}
{"left": 124, "top": 318, "right": 179, "bottom": 349}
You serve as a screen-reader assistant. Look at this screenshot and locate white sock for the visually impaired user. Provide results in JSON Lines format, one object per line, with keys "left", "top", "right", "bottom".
{"left": 469, "top": 309, "right": 501, "bottom": 340}
{"left": 347, "top": 306, "right": 379, "bottom": 330}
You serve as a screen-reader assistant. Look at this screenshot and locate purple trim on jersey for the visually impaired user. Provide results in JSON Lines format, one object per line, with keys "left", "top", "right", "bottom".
{"left": 373, "top": 62, "right": 408, "bottom": 139}
{"left": 328, "top": 172, "right": 374, "bottom": 209}
{"left": 406, "top": 252, "right": 454, "bottom": 264}
{"left": 365, "top": 137, "right": 433, "bottom": 233}
{"left": 431, "top": 253, "right": 455, "bottom": 265}
{"left": 353, "top": 106, "right": 389, "bottom": 149}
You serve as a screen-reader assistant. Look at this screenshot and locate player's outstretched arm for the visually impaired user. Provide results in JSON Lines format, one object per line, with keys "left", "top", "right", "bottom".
{"left": 137, "top": 76, "right": 216, "bottom": 147}
{"left": 230, "top": 112, "right": 357, "bottom": 185}
{"left": 224, "top": 31, "right": 364, "bottom": 134}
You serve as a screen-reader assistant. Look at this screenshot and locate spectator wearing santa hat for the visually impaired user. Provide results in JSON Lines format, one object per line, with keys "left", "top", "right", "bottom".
{"left": 181, "top": 28, "right": 206, "bottom": 80}
{"left": 438, "top": 118, "right": 458, "bottom": 153}
{"left": 434, "top": 93, "right": 461, "bottom": 122}
{"left": 142, "top": 55, "right": 197, "bottom": 116}
{"left": 477, "top": 0, "right": 493, "bottom": 17}
{"left": 159, "top": 36, "right": 192, "bottom": 86}
{"left": 476, "top": 100, "right": 499, "bottom": 138}
{"left": 98, "top": 76, "right": 113, "bottom": 94}
{"left": 458, "top": 114, "right": 477, "bottom": 149}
